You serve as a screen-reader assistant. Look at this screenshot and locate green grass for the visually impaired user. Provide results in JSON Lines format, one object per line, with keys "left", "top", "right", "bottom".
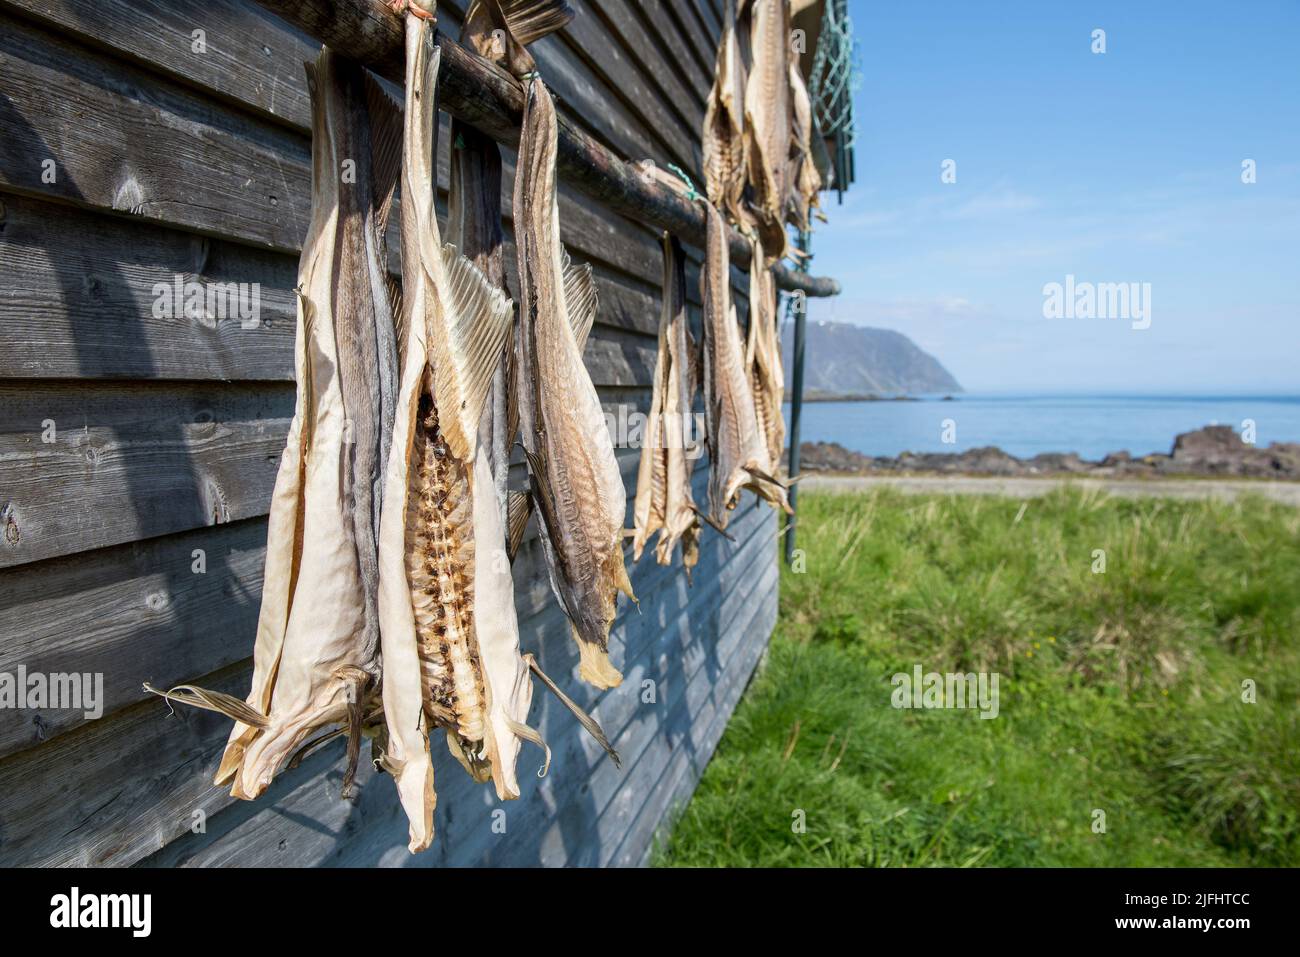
{"left": 654, "top": 487, "right": 1300, "bottom": 867}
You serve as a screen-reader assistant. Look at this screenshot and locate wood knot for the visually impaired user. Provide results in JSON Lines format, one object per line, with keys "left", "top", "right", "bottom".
{"left": 2, "top": 503, "right": 18, "bottom": 547}
{"left": 112, "top": 175, "right": 147, "bottom": 215}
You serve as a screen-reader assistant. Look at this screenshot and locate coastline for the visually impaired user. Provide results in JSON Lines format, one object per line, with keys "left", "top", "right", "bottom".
{"left": 794, "top": 425, "right": 1300, "bottom": 482}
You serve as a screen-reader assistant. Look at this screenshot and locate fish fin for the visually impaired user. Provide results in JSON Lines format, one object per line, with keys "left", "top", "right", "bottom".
{"left": 386, "top": 274, "right": 405, "bottom": 360}
{"left": 143, "top": 682, "right": 269, "bottom": 729}
{"left": 504, "top": 718, "right": 552, "bottom": 778}
{"left": 689, "top": 502, "right": 736, "bottom": 540}
{"left": 522, "top": 446, "right": 565, "bottom": 564}
{"left": 362, "top": 70, "right": 404, "bottom": 241}
{"left": 506, "top": 489, "right": 533, "bottom": 561}
{"left": 525, "top": 654, "right": 621, "bottom": 768}
{"left": 497, "top": 0, "right": 575, "bottom": 45}
{"left": 429, "top": 243, "right": 515, "bottom": 461}
{"left": 613, "top": 552, "right": 637, "bottom": 603}
{"left": 561, "top": 247, "right": 598, "bottom": 352}
{"left": 575, "top": 628, "right": 624, "bottom": 689}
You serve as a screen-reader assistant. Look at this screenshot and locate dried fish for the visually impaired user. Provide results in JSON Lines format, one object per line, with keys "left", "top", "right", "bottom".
{"left": 741, "top": 0, "right": 792, "bottom": 261}
{"left": 745, "top": 236, "right": 785, "bottom": 468}
{"left": 703, "top": 0, "right": 749, "bottom": 225}
{"left": 632, "top": 232, "right": 702, "bottom": 575}
{"left": 511, "top": 35, "right": 634, "bottom": 691}
{"left": 147, "top": 48, "right": 401, "bottom": 801}
{"left": 787, "top": 59, "right": 822, "bottom": 231}
{"left": 700, "top": 200, "right": 791, "bottom": 526}
{"left": 377, "top": 12, "right": 534, "bottom": 853}
{"left": 450, "top": 0, "right": 576, "bottom": 500}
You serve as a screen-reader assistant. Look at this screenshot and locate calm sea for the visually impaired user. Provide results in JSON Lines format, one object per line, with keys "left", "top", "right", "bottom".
{"left": 782, "top": 394, "right": 1300, "bottom": 461}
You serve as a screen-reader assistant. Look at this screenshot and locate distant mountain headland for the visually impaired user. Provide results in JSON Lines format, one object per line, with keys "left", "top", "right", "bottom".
{"left": 781, "top": 320, "right": 962, "bottom": 400}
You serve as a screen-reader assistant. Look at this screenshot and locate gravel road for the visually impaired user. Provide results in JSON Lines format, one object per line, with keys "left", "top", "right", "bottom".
{"left": 799, "top": 474, "right": 1300, "bottom": 506}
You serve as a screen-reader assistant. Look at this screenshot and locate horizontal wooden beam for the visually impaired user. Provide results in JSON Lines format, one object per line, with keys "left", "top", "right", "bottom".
{"left": 249, "top": 0, "right": 841, "bottom": 298}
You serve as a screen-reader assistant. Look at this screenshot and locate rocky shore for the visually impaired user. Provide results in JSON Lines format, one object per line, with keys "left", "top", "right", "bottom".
{"left": 796, "top": 426, "right": 1300, "bottom": 480}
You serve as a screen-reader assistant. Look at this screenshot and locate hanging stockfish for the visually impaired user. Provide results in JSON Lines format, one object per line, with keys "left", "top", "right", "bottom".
{"left": 449, "top": 0, "right": 576, "bottom": 514}
{"left": 787, "top": 59, "right": 822, "bottom": 232}
{"left": 146, "top": 48, "right": 401, "bottom": 800}
{"left": 745, "top": 236, "right": 785, "bottom": 468}
{"left": 377, "top": 9, "right": 538, "bottom": 853}
{"left": 700, "top": 201, "right": 791, "bottom": 527}
{"left": 632, "top": 231, "right": 703, "bottom": 576}
{"left": 741, "top": 0, "right": 793, "bottom": 262}
{"left": 445, "top": 0, "right": 623, "bottom": 780}
{"left": 505, "top": 13, "right": 635, "bottom": 691}
{"left": 703, "top": 0, "right": 749, "bottom": 225}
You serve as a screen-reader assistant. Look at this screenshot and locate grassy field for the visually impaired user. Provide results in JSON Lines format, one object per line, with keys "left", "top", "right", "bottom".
{"left": 654, "top": 487, "right": 1300, "bottom": 867}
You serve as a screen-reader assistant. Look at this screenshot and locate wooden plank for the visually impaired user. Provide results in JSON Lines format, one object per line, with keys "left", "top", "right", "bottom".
{"left": 546, "top": 534, "right": 777, "bottom": 865}
{"left": 0, "top": 518, "right": 267, "bottom": 760}
{"left": 686, "top": 0, "right": 723, "bottom": 47}
{"left": 0, "top": 419, "right": 707, "bottom": 760}
{"left": 0, "top": 426, "right": 672, "bottom": 759}
{"left": 0, "top": 13, "right": 692, "bottom": 297}
{"left": 2, "top": 0, "right": 706, "bottom": 196}
{"left": 658, "top": 0, "right": 718, "bottom": 81}
{"left": 0, "top": 10, "right": 312, "bottom": 252}
{"left": 0, "top": 185, "right": 730, "bottom": 379}
{"left": 0, "top": 380, "right": 291, "bottom": 569}
{"left": 556, "top": 2, "right": 701, "bottom": 175}
{"left": 0, "top": 370, "right": 681, "bottom": 569}
{"left": 0, "top": 660, "right": 254, "bottom": 866}
{"left": 0, "top": 193, "right": 298, "bottom": 381}
{"left": 608, "top": 573, "right": 777, "bottom": 866}
{"left": 597, "top": 0, "right": 711, "bottom": 108}
{"left": 0, "top": 0, "right": 318, "bottom": 130}
{"left": 437, "top": 0, "right": 693, "bottom": 177}
{"left": 243, "top": 0, "right": 837, "bottom": 298}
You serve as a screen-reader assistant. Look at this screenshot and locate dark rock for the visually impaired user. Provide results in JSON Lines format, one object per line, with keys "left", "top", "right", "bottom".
{"left": 792, "top": 426, "right": 1300, "bottom": 481}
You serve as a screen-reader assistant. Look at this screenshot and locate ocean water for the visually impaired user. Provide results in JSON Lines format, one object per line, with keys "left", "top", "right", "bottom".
{"left": 782, "top": 394, "right": 1300, "bottom": 461}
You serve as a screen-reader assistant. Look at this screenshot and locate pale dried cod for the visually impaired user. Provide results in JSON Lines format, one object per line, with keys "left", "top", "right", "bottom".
{"left": 377, "top": 11, "right": 544, "bottom": 854}
{"left": 741, "top": 0, "right": 793, "bottom": 261}
{"left": 510, "top": 24, "right": 635, "bottom": 690}
{"left": 787, "top": 60, "right": 822, "bottom": 232}
{"left": 745, "top": 236, "right": 785, "bottom": 469}
{"left": 631, "top": 231, "right": 703, "bottom": 575}
{"left": 700, "top": 201, "right": 791, "bottom": 527}
{"left": 703, "top": 0, "right": 749, "bottom": 225}
{"left": 145, "top": 48, "right": 401, "bottom": 800}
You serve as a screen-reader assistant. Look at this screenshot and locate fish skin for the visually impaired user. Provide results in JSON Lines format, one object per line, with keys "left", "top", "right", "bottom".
{"left": 324, "top": 54, "right": 397, "bottom": 689}
{"left": 699, "top": 200, "right": 791, "bottom": 527}
{"left": 703, "top": 0, "right": 749, "bottom": 224}
{"left": 633, "top": 232, "right": 701, "bottom": 573}
{"left": 513, "top": 71, "right": 632, "bottom": 690}
{"left": 378, "top": 13, "right": 530, "bottom": 854}
{"left": 787, "top": 59, "right": 821, "bottom": 231}
{"left": 741, "top": 0, "right": 792, "bottom": 262}
{"left": 213, "top": 49, "right": 397, "bottom": 800}
{"left": 745, "top": 236, "right": 785, "bottom": 469}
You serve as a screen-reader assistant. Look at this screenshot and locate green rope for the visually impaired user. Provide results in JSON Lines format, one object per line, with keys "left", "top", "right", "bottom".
{"left": 666, "top": 163, "right": 703, "bottom": 203}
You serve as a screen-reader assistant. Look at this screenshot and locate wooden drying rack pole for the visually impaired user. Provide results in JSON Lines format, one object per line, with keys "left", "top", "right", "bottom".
{"left": 251, "top": 0, "right": 842, "bottom": 298}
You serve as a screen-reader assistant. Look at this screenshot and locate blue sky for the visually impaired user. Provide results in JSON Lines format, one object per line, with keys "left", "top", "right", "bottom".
{"left": 804, "top": 0, "right": 1299, "bottom": 393}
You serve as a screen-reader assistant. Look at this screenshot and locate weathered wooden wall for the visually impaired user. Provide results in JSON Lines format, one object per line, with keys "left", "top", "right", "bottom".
{"left": 0, "top": 0, "right": 779, "bottom": 866}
